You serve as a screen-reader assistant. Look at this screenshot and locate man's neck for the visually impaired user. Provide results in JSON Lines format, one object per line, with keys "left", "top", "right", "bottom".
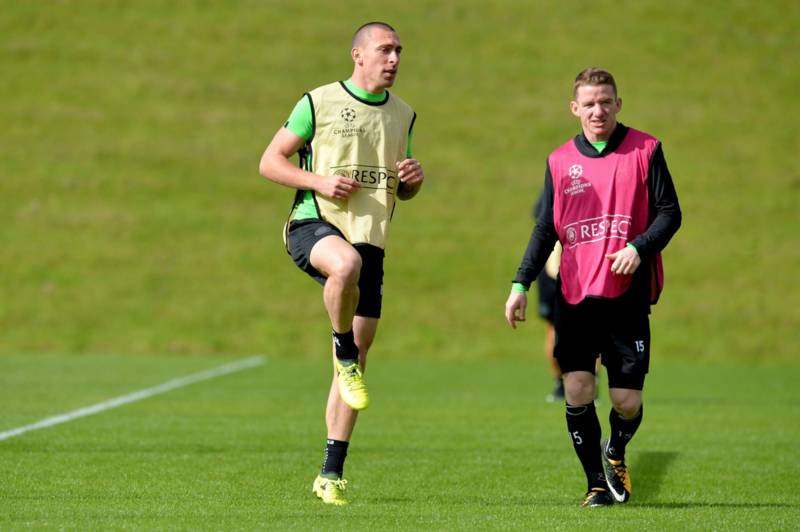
{"left": 343, "top": 78, "right": 387, "bottom": 103}
{"left": 583, "top": 131, "right": 611, "bottom": 142}
{"left": 348, "top": 74, "right": 387, "bottom": 96}
{"left": 574, "top": 123, "right": 628, "bottom": 158}
{"left": 582, "top": 121, "right": 618, "bottom": 143}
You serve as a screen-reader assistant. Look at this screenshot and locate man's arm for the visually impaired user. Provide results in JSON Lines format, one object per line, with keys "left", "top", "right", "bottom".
{"left": 505, "top": 165, "right": 559, "bottom": 328}
{"left": 629, "top": 143, "right": 682, "bottom": 255}
{"left": 396, "top": 116, "right": 423, "bottom": 200}
{"left": 513, "top": 166, "right": 559, "bottom": 287}
{"left": 606, "top": 143, "right": 682, "bottom": 275}
{"left": 259, "top": 127, "right": 360, "bottom": 200}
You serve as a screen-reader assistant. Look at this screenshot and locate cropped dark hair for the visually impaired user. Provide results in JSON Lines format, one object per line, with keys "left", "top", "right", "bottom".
{"left": 352, "top": 22, "right": 397, "bottom": 47}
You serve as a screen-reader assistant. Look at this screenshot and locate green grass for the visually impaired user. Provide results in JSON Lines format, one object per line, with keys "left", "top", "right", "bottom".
{"left": 1, "top": 1, "right": 799, "bottom": 528}
{"left": 1, "top": 0, "right": 798, "bottom": 360}
{"left": 1, "top": 354, "right": 798, "bottom": 529}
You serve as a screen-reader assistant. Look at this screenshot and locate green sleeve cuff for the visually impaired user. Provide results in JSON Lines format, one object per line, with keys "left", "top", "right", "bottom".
{"left": 511, "top": 282, "right": 529, "bottom": 293}
{"left": 626, "top": 242, "right": 638, "bottom": 255}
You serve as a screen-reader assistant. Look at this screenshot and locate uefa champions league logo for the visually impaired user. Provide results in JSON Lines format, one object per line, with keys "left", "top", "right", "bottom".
{"left": 564, "top": 163, "right": 591, "bottom": 197}
{"left": 341, "top": 107, "right": 356, "bottom": 123}
{"left": 569, "top": 164, "right": 583, "bottom": 181}
{"left": 333, "top": 108, "right": 365, "bottom": 137}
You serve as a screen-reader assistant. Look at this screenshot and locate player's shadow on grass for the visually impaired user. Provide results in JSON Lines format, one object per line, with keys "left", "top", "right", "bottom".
{"left": 633, "top": 451, "right": 797, "bottom": 509}
{"left": 639, "top": 502, "right": 797, "bottom": 509}
{"left": 631, "top": 451, "right": 677, "bottom": 502}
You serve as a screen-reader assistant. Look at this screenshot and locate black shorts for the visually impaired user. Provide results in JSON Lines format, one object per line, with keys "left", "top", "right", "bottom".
{"left": 553, "top": 288, "right": 650, "bottom": 390}
{"left": 286, "top": 219, "right": 385, "bottom": 319}
{"left": 536, "top": 271, "right": 558, "bottom": 323}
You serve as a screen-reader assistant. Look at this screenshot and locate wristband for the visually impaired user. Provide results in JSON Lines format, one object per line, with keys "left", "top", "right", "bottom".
{"left": 511, "top": 282, "right": 529, "bottom": 293}
{"left": 626, "top": 242, "right": 638, "bottom": 255}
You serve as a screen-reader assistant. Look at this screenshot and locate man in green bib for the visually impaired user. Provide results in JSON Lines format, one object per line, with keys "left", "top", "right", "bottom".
{"left": 259, "top": 21, "right": 424, "bottom": 506}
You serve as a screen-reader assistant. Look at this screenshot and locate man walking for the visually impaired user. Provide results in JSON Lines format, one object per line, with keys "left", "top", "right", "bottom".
{"left": 259, "top": 22, "right": 424, "bottom": 506}
{"left": 504, "top": 68, "right": 681, "bottom": 507}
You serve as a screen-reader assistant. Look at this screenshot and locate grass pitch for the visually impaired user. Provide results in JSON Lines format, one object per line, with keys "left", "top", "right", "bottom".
{"left": 1, "top": 354, "right": 798, "bottom": 529}
{"left": 1, "top": 0, "right": 799, "bottom": 529}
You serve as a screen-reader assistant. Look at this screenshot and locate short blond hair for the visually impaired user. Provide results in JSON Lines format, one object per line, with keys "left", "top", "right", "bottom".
{"left": 574, "top": 68, "right": 617, "bottom": 97}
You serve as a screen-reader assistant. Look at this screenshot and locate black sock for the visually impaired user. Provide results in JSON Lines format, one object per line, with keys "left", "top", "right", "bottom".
{"left": 607, "top": 404, "right": 643, "bottom": 460}
{"left": 566, "top": 402, "right": 606, "bottom": 491}
{"left": 332, "top": 330, "right": 358, "bottom": 361}
{"left": 321, "top": 439, "right": 349, "bottom": 479}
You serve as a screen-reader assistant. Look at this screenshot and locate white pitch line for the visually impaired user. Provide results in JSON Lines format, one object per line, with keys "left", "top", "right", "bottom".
{"left": 0, "top": 355, "right": 266, "bottom": 442}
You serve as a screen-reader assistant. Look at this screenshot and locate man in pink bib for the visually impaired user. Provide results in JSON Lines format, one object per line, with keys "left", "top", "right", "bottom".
{"left": 504, "top": 68, "right": 681, "bottom": 508}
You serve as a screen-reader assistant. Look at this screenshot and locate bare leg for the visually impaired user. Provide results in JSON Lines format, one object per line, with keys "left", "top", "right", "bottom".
{"left": 309, "top": 235, "right": 361, "bottom": 333}
{"left": 564, "top": 370, "right": 597, "bottom": 405}
{"left": 608, "top": 388, "right": 642, "bottom": 418}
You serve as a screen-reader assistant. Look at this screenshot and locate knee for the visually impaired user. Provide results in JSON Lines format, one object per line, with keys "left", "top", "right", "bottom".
{"left": 612, "top": 396, "right": 641, "bottom": 418}
{"left": 329, "top": 251, "right": 362, "bottom": 286}
{"left": 564, "top": 373, "right": 596, "bottom": 404}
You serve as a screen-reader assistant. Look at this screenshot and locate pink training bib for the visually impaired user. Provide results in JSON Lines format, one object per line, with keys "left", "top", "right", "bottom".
{"left": 550, "top": 128, "right": 663, "bottom": 305}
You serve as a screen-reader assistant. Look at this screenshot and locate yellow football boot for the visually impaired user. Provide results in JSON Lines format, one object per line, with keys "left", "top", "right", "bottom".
{"left": 335, "top": 359, "right": 369, "bottom": 410}
{"left": 312, "top": 475, "right": 349, "bottom": 506}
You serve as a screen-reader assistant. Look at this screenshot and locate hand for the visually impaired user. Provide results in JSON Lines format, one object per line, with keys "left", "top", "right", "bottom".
{"left": 504, "top": 290, "right": 528, "bottom": 329}
{"left": 606, "top": 245, "right": 641, "bottom": 275}
{"left": 315, "top": 174, "right": 361, "bottom": 199}
{"left": 396, "top": 158, "right": 424, "bottom": 188}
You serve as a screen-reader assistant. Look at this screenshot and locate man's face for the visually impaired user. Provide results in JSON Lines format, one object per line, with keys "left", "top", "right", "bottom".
{"left": 570, "top": 84, "right": 621, "bottom": 142}
{"left": 354, "top": 28, "right": 402, "bottom": 90}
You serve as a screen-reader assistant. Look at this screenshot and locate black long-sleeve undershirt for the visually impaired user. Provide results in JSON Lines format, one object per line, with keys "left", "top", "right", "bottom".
{"left": 513, "top": 126, "right": 682, "bottom": 305}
